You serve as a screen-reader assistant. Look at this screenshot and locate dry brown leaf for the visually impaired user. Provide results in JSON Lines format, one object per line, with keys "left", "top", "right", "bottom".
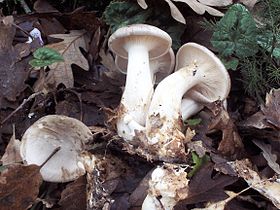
{"left": 207, "top": 103, "right": 244, "bottom": 158}
{"left": 0, "top": 164, "right": 42, "bottom": 210}
{"left": 191, "top": 190, "right": 244, "bottom": 210}
{"left": 99, "top": 48, "right": 117, "bottom": 73}
{"left": 176, "top": 163, "right": 237, "bottom": 207}
{"left": 33, "top": 0, "right": 59, "bottom": 13}
{"left": 58, "top": 176, "right": 87, "bottom": 210}
{"left": 44, "top": 30, "right": 89, "bottom": 90}
{"left": 228, "top": 159, "right": 280, "bottom": 209}
{"left": 129, "top": 170, "right": 152, "bottom": 208}
{"left": 252, "top": 140, "right": 280, "bottom": 175}
{"left": 0, "top": 16, "right": 30, "bottom": 107}
{"left": 0, "top": 127, "right": 22, "bottom": 165}
{"left": 261, "top": 88, "right": 280, "bottom": 129}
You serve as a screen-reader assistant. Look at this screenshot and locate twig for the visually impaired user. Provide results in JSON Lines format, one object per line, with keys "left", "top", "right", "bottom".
{"left": 40, "top": 147, "right": 61, "bottom": 168}
{"left": 1, "top": 91, "right": 44, "bottom": 125}
{"left": 18, "top": 0, "right": 32, "bottom": 14}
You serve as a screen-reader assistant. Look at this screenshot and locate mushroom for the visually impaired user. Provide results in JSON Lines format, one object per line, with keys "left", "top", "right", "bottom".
{"left": 20, "top": 115, "right": 93, "bottom": 182}
{"left": 176, "top": 43, "right": 230, "bottom": 121}
{"left": 142, "top": 163, "right": 189, "bottom": 210}
{"left": 115, "top": 48, "right": 175, "bottom": 84}
{"left": 145, "top": 42, "right": 230, "bottom": 160}
{"left": 108, "top": 24, "right": 172, "bottom": 141}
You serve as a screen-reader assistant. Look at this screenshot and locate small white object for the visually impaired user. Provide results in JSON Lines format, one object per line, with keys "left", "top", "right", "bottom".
{"left": 26, "top": 28, "right": 44, "bottom": 45}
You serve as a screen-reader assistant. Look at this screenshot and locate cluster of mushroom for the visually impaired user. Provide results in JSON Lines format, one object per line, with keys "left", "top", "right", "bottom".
{"left": 109, "top": 24, "right": 231, "bottom": 162}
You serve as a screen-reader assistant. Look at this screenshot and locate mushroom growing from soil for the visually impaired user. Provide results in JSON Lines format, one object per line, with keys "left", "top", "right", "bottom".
{"left": 115, "top": 48, "right": 175, "bottom": 84}
{"left": 176, "top": 43, "right": 231, "bottom": 121}
{"left": 108, "top": 24, "right": 172, "bottom": 141}
{"left": 145, "top": 42, "right": 230, "bottom": 161}
{"left": 20, "top": 115, "right": 93, "bottom": 182}
{"left": 142, "top": 163, "right": 189, "bottom": 210}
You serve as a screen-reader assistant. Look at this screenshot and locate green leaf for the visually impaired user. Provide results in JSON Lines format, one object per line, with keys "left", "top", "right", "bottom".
{"left": 221, "top": 57, "right": 239, "bottom": 70}
{"left": 185, "top": 118, "right": 202, "bottom": 126}
{"left": 103, "top": 1, "right": 151, "bottom": 33}
{"left": 29, "top": 47, "right": 64, "bottom": 68}
{"left": 188, "top": 152, "right": 210, "bottom": 178}
{"left": 257, "top": 31, "right": 280, "bottom": 59}
{"left": 211, "top": 4, "right": 259, "bottom": 59}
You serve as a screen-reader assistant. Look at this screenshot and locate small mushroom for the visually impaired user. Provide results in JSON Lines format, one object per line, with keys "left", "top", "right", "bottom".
{"left": 142, "top": 164, "right": 189, "bottom": 210}
{"left": 108, "top": 24, "right": 172, "bottom": 141}
{"left": 115, "top": 48, "right": 175, "bottom": 84}
{"left": 176, "top": 43, "right": 231, "bottom": 121}
{"left": 20, "top": 115, "right": 93, "bottom": 182}
{"left": 145, "top": 42, "right": 230, "bottom": 160}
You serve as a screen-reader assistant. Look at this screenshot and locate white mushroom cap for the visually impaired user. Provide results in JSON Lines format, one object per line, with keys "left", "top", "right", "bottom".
{"left": 175, "top": 42, "right": 231, "bottom": 103}
{"left": 115, "top": 48, "right": 175, "bottom": 84}
{"left": 109, "top": 24, "right": 172, "bottom": 59}
{"left": 20, "top": 115, "right": 92, "bottom": 182}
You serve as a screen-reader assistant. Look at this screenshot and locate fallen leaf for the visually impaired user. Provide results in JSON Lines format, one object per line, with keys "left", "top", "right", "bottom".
{"left": 192, "top": 190, "right": 242, "bottom": 210}
{"left": 41, "top": 30, "right": 89, "bottom": 91}
{"left": 129, "top": 170, "right": 152, "bottom": 208}
{"left": 164, "top": 0, "right": 186, "bottom": 24}
{"left": 207, "top": 102, "right": 244, "bottom": 158}
{"left": 228, "top": 159, "right": 280, "bottom": 209}
{"left": 58, "top": 176, "right": 87, "bottom": 210}
{"left": 0, "top": 16, "right": 30, "bottom": 107}
{"left": 0, "top": 164, "right": 42, "bottom": 210}
{"left": 176, "top": 163, "right": 238, "bottom": 207}
{"left": 33, "top": 0, "right": 59, "bottom": 13}
{"left": 197, "top": 0, "right": 232, "bottom": 7}
{"left": 238, "top": 89, "right": 280, "bottom": 142}
{"left": 252, "top": 140, "right": 280, "bottom": 175}
{"left": 261, "top": 88, "right": 280, "bottom": 129}
{"left": 0, "top": 127, "right": 22, "bottom": 165}
{"left": 174, "top": 0, "right": 224, "bottom": 16}
{"left": 136, "top": 0, "right": 227, "bottom": 24}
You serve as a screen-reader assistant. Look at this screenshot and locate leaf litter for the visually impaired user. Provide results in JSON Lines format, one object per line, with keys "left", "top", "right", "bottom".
{"left": 0, "top": 1, "right": 280, "bottom": 210}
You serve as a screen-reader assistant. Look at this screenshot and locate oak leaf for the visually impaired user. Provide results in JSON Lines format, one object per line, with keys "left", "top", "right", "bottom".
{"left": 43, "top": 30, "right": 89, "bottom": 90}
{"left": 136, "top": 0, "right": 232, "bottom": 24}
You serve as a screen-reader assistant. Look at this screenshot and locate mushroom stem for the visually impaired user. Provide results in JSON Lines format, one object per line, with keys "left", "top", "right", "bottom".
{"left": 122, "top": 44, "right": 154, "bottom": 119}
{"left": 142, "top": 164, "right": 189, "bottom": 210}
{"left": 116, "top": 44, "right": 153, "bottom": 140}
{"left": 181, "top": 98, "right": 204, "bottom": 121}
{"left": 144, "top": 64, "right": 200, "bottom": 160}
{"left": 146, "top": 64, "right": 198, "bottom": 143}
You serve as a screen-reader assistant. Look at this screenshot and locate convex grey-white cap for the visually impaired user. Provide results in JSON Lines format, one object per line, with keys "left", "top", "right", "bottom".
{"left": 176, "top": 42, "right": 231, "bottom": 103}
{"left": 108, "top": 24, "right": 172, "bottom": 59}
{"left": 20, "top": 115, "right": 92, "bottom": 182}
